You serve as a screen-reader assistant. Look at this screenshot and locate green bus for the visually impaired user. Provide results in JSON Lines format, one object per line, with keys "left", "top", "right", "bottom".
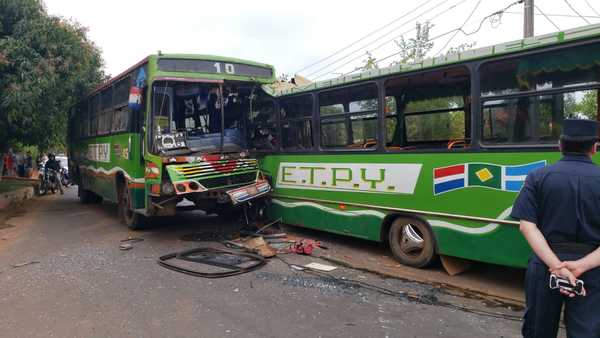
{"left": 68, "top": 54, "right": 276, "bottom": 229}
{"left": 259, "top": 24, "right": 600, "bottom": 268}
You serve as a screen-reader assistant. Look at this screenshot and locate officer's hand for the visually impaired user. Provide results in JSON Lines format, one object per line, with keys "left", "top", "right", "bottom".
{"left": 552, "top": 266, "right": 577, "bottom": 285}
{"left": 558, "top": 260, "right": 587, "bottom": 278}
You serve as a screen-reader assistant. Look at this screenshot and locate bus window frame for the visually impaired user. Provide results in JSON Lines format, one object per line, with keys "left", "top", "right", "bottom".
{"left": 316, "top": 81, "right": 381, "bottom": 152}
{"left": 381, "top": 65, "right": 472, "bottom": 153}
{"left": 474, "top": 38, "right": 600, "bottom": 151}
{"left": 246, "top": 96, "right": 279, "bottom": 153}
{"left": 279, "top": 93, "right": 316, "bottom": 153}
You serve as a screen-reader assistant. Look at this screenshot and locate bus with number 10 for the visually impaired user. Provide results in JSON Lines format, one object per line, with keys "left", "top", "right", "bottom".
{"left": 67, "top": 54, "right": 278, "bottom": 229}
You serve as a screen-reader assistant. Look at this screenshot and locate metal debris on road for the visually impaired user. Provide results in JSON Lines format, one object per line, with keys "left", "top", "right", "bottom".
{"left": 120, "top": 237, "right": 144, "bottom": 244}
{"left": 119, "top": 243, "right": 134, "bottom": 251}
{"left": 157, "top": 247, "right": 266, "bottom": 278}
{"left": 11, "top": 261, "right": 40, "bottom": 268}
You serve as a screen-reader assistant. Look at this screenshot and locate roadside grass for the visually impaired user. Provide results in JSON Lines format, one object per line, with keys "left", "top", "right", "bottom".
{"left": 0, "top": 180, "right": 31, "bottom": 194}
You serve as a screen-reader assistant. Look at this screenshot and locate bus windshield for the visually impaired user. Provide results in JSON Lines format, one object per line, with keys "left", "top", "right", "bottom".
{"left": 151, "top": 81, "right": 269, "bottom": 154}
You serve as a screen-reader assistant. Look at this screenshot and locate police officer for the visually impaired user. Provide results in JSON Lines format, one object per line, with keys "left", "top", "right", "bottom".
{"left": 512, "top": 119, "right": 600, "bottom": 338}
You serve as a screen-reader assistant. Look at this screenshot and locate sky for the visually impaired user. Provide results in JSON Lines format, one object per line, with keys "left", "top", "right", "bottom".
{"left": 44, "top": 0, "right": 600, "bottom": 82}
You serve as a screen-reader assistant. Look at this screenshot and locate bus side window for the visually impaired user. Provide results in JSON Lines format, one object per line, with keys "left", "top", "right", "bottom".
{"left": 480, "top": 43, "right": 600, "bottom": 145}
{"left": 248, "top": 98, "right": 277, "bottom": 151}
{"left": 319, "top": 83, "right": 378, "bottom": 149}
{"left": 280, "top": 94, "right": 313, "bottom": 151}
{"left": 384, "top": 66, "right": 470, "bottom": 150}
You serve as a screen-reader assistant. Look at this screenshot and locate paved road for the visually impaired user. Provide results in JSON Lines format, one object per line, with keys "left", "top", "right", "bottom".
{"left": 0, "top": 188, "right": 529, "bottom": 338}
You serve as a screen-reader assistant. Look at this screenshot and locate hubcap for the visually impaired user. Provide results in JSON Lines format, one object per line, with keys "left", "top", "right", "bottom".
{"left": 400, "top": 224, "right": 424, "bottom": 255}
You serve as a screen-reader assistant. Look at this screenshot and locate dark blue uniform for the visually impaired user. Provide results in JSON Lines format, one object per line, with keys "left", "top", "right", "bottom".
{"left": 512, "top": 154, "right": 600, "bottom": 338}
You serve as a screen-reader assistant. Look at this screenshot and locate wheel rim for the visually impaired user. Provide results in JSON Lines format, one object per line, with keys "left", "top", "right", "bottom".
{"left": 399, "top": 223, "right": 425, "bottom": 256}
{"left": 121, "top": 187, "right": 134, "bottom": 222}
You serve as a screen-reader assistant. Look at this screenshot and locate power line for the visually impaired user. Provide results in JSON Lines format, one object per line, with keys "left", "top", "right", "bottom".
{"left": 304, "top": 0, "right": 459, "bottom": 79}
{"left": 563, "top": 0, "right": 591, "bottom": 24}
{"left": 434, "top": 0, "right": 482, "bottom": 56}
{"left": 584, "top": 0, "right": 600, "bottom": 17}
{"left": 504, "top": 11, "right": 600, "bottom": 19}
{"left": 309, "top": 0, "right": 470, "bottom": 80}
{"left": 341, "top": 0, "right": 523, "bottom": 78}
{"left": 294, "top": 0, "right": 439, "bottom": 75}
{"left": 534, "top": 4, "right": 560, "bottom": 31}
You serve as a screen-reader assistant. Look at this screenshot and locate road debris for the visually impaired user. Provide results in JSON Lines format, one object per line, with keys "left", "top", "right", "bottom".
{"left": 238, "top": 236, "right": 276, "bottom": 258}
{"left": 11, "top": 261, "right": 40, "bottom": 268}
{"left": 121, "top": 237, "right": 144, "bottom": 244}
{"left": 304, "top": 262, "right": 338, "bottom": 272}
{"left": 119, "top": 243, "right": 133, "bottom": 250}
{"left": 119, "top": 237, "right": 144, "bottom": 250}
{"left": 157, "top": 247, "right": 266, "bottom": 278}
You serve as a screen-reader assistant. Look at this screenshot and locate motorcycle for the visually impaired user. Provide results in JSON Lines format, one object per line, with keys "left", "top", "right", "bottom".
{"left": 38, "top": 167, "right": 62, "bottom": 195}
{"left": 60, "top": 166, "right": 71, "bottom": 187}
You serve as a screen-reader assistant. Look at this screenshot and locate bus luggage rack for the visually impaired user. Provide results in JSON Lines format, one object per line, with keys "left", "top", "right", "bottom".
{"left": 170, "top": 159, "right": 258, "bottom": 180}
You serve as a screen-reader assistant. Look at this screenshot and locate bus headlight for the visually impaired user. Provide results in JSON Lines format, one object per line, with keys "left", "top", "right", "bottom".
{"left": 162, "top": 181, "right": 175, "bottom": 195}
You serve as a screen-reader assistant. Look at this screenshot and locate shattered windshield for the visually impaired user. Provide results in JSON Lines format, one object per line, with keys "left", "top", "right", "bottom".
{"left": 152, "top": 81, "right": 271, "bottom": 154}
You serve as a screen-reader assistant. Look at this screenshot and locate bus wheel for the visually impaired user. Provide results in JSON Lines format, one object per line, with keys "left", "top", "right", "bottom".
{"left": 388, "top": 217, "right": 436, "bottom": 268}
{"left": 78, "top": 186, "right": 92, "bottom": 203}
{"left": 119, "top": 182, "right": 146, "bottom": 230}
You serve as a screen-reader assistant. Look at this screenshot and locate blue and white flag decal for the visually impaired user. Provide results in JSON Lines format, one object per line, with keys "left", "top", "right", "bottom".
{"left": 502, "top": 160, "right": 547, "bottom": 192}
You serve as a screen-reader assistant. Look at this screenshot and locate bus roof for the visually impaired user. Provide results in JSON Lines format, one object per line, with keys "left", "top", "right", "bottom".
{"left": 273, "top": 23, "right": 600, "bottom": 97}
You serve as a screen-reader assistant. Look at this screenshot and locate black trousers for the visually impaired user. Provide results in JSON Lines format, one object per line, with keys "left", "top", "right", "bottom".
{"left": 523, "top": 254, "right": 600, "bottom": 338}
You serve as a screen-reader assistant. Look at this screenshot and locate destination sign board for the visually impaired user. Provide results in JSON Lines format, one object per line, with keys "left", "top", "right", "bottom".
{"left": 157, "top": 59, "right": 273, "bottom": 79}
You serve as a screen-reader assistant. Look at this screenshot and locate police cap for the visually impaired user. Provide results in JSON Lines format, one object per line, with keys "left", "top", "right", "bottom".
{"left": 561, "top": 118, "right": 599, "bottom": 141}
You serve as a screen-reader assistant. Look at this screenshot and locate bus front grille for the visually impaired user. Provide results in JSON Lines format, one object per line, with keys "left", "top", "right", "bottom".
{"left": 169, "top": 159, "right": 258, "bottom": 180}
{"left": 199, "top": 172, "right": 257, "bottom": 189}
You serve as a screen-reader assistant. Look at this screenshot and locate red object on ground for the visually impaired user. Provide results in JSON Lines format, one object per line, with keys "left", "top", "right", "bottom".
{"left": 290, "top": 239, "right": 321, "bottom": 255}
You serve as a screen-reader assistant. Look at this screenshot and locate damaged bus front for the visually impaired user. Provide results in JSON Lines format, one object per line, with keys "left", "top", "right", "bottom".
{"left": 149, "top": 79, "right": 273, "bottom": 218}
{"left": 68, "top": 54, "right": 276, "bottom": 230}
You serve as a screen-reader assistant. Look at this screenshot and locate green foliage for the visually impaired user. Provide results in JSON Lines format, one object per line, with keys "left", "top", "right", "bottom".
{"left": 0, "top": 0, "right": 105, "bottom": 151}
{"left": 360, "top": 52, "right": 378, "bottom": 71}
{"left": 565, "top": 90, "right": 598, "bottom": 119}
{"left": 394, "top": 22, "right": 434, "bottom": 65}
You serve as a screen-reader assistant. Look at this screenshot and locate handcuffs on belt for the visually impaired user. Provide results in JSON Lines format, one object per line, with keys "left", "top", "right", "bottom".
{"left": 549, "top": 274, "right": 585, "bottom": 296}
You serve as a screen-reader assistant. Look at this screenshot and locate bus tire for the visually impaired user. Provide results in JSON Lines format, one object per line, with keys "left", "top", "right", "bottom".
{"left": 214, "top": 206, "right": 242, "bottom": 221}
{"left": 118, "top": 182, "right": 146, "bottom": 230}
{"left": 79, "top": 186, "right": 93, "bottom": 203}
{"left": 388, "top": 217, "right": 436, "bottom": 268}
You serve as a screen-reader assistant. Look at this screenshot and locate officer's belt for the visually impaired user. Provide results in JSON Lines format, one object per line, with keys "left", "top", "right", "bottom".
{"left": 550, "top": 242, "right": 598, "bottom": 255}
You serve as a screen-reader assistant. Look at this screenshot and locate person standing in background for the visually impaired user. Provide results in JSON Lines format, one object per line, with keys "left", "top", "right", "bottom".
{"left": 16, "top": 151, "right": 25, "bottom": 177}
{"left": 25, "top": 152, "right": 33, "bottom": 178}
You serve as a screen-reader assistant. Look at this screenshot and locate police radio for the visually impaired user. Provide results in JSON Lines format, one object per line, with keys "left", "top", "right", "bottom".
{"left": 549, "top": 274, "right": 585, "bottom": 296}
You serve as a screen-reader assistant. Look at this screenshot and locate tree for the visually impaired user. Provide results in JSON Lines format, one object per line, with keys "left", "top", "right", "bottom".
{"left": 394, "top": 22, "right": 434, "bottom": 65}
{"left": 0, "top": 0, "right": 105, "bottom": 151}
{"left": 360, "top": 51, "right": 379, "bottom": 71}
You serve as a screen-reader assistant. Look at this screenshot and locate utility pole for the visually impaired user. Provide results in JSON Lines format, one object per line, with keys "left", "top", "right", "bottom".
{"left": 524, "top": 0, "right": 534, "bottom": 38}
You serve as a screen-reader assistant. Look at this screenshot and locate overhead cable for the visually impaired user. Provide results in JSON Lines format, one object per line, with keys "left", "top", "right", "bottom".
{"left": 294, "top": 0, "right": 438, "bottom": 75}
{"left": 563, "top": 0, "right": 591, "bottom": 24}
{"left": 309, "top": 0, "right": 470, "bottom": 80}
{"left": 585, "top": 0, "right": 600, "bottom": 17}
{"left": 340, "top": 0, "right": 523, "bottom": 78}
{"left": 534, "top": 4, "right": 560, "bottom": 31}
{"left": 304, "top": 0, "right": 463, "bottom": 79}
{"left": 434, "top": 0, "right": 482, "bottom": 56}
{"left": 503, "top": 11, "right": 600, "bottom": 19}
